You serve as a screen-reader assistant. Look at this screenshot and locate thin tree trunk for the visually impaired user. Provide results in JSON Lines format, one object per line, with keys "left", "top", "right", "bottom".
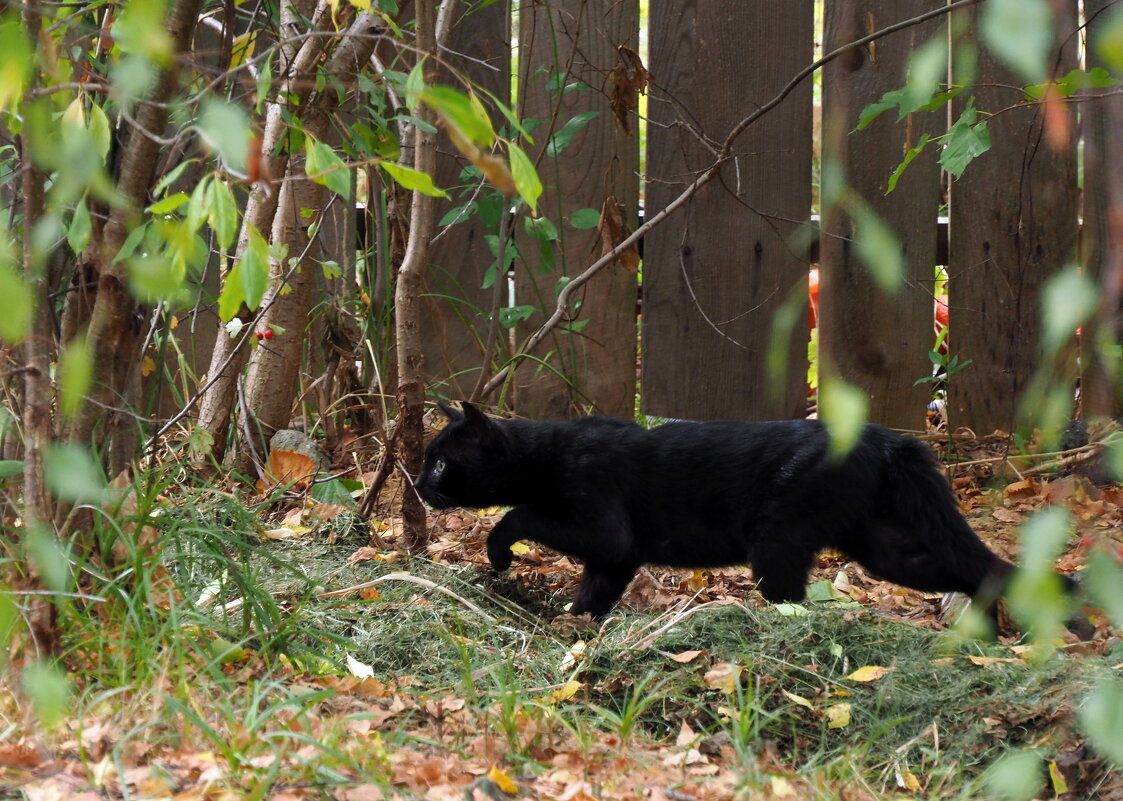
{"left": 394, "top": 0, "right": 438, "bottom": 551}
{"left": 19, "top": 0, "right": 59, "bottom": 655}
{"left": 63, "top": 0, "right": 203, "bottom": 475}
{"left": 236, "top": 12, "right": 382, "bottom": 472}
{"left": 196, "top": 0, "right": 337, "bottom": 464}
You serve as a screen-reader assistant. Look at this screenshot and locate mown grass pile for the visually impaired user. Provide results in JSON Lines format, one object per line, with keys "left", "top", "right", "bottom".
{"left": 4, "top": 475, "right": 1121, "bottom": 800}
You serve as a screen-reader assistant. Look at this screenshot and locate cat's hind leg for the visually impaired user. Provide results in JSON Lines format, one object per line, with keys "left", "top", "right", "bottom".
{"left": 571, "top": 564, "right": 637, "bottom": 618}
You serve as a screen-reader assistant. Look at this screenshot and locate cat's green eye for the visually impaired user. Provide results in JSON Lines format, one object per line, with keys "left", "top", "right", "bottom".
{"left": 433, "top": 458, "right": 446, "bottom": 477}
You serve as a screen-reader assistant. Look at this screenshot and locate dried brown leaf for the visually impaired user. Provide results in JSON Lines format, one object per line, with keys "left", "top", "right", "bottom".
{"left": 607, "top": 45, "right": 648, "bottom": 134}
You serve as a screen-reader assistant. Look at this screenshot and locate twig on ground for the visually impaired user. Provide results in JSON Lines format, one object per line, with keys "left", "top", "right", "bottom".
{"left": 316, "top": 571, "right": 495, "bottom": 623}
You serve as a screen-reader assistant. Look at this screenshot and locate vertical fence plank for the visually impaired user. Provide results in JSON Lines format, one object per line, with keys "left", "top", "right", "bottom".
{"left": 512, "top": 0, "right": 640, "bottom": 419}
{"left": 421, "top": 2, "right": 510, "bottom": 400}
{"left": 947, "top": 3, "right": 1079, "bottom": 434}
{"left": 642, "top": 1, "right": 812, "bottom": 422}
{"left": 820, "top": 1, "right": 942, "bottom": 430}
{"left": 1081, "top": 0, "right": 1123, "bottom": 417}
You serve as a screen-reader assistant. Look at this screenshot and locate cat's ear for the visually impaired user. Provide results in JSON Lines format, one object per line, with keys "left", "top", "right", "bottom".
{"left": 460, "top": 401, "right": 493, "bottom": 435}
{"left": 437, "top": 401, "right": 462, "bottom": 421}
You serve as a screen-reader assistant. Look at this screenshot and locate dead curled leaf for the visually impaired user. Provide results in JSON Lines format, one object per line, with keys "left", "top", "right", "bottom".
{"left": 255, "top": 449, "right": 317, "bottom": 494}
{"left": 596, "top": 194, "right": 640, "bottom": 272}
{"left": 607, "top": 45, "right": 648, "bottom": 134}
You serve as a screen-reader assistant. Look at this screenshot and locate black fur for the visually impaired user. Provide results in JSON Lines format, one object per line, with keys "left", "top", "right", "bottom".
{"left": 414, "top": 402, "right": 1014, "bottom": 619}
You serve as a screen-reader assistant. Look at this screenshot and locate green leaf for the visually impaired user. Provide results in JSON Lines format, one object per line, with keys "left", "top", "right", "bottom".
{"left": 1041, "top": 265, "right": 1097, "bottom": 355}
{"left": 43, "top": 442, "right": 106, "bottom": 504}
{"left": 422, "top": 86, "right": 495, "bottom": 148}
{"left": 378, "top": 161, "right": 448, "bottom": 197}
{"left": 1007, "top": 507, "right": 1069, "bottom": 646}
{"left": 851, "top": 203, "right": 903, "bottom": 294}
{"left": 1080, "top": 677, "right": 1123, "bottom": 765}
{"left": 198, "top": 98, "right": 251, "bottom": 174}
{"left": 22, "top": 659, "right": 71, "bottom": 729}
{"left": 981, "top": 0, "right": 1053, "bottom": 84}
{"left": 128, "top": 253, "right": 185, "bottom": 303}
{"left": 507, "top": 141, "right": 542, "bottom": 213}
{"left": 305, "top": 137, "right": 352, "bottom": 199}
{"left": 240, "top": 226, "right": 271, "bottom": 311}
{"left": 0, "top": 460, "right": 23, "bottom": 479}
{"left": 546, "top": 110, "right": 600, "bottom": 157}
{"left": 111, "top": 0, "right": 173, "bottom": 64}
{"left": 1084, "top": 549, "right": 1123, "bottom": 631}
{"left": 567, "top": 208, "right": 601, "bottom": 230}
{"left": 147, "top": 193, "right": 189, "bottom": 215}
{"left": 856, "top": 89, "right": 905, "bottom": 131}
{"left": 311, "top": 477, "right": 356, "bottom": 506}
{"left": 0, "top": 260, "right": 32, "bottom": 344}
{"left": 940, "top": 102, "right": 991, "bottom": 179}
{"left": 819, "top": 378, "right": 869, "bottom": 460}
{"left": 67, "top": 199, "right": 92, "bottom": 256}
{"left": 255, "top": 58, "right": 272, "bottom": 111}
{"left": 0, "top": 19, "right": 32, "bottom": 113}
{"left": 901, "top": 32, "right": 949, "bottom": 114}
{"left": 405, "top": 58, "right": 426, "bottom": 111}
{"left": 498, "top": 304, "right": 536, "bottom": 329}
{"left": 207, "top": 179, "right": 239, "bottom": 251}
{"left": 87, "top": 102, "right": 112, "bottom": 161}
{"left": 57, "top": 336, "right": 92, "bottom": 421}
{"left": 218, "top": 263, "right": 246, "bottom": 321}
{"left": 886, "top": 134, "right": 930, "bottom": 194}
{"left": 1026, "top": 67, "right": 1119, "bottom": 100}
{"left": 114, "top": 222, "right": 149, "bottom": 264}
{"left": 1095, "top": 7, "right": 1123, "bottom": 74}
{"left": 985, "top": 750, "right": 1043, "bottom": 801}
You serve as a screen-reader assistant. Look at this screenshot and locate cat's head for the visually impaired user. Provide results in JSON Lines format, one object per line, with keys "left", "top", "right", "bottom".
{"left": 414, "top": 401, "right": 509, "bottom": 509}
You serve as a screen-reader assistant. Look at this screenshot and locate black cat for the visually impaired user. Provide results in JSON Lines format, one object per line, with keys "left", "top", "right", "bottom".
{"left": 414, "top": 401, "right": 1017, "bottom": 619}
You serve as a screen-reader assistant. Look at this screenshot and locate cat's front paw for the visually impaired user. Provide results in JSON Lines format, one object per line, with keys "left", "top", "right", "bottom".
{"left": 487, "top": 537, "right": 513, "bottom": 571}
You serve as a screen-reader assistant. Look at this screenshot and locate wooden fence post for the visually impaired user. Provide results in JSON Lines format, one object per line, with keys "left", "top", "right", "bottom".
{"left": 1081, "top": 0, "right": 1123, "bottom": 418}
{"left": 820, "top": 0, "right": 942, "bottom": 431}
{"left": 947, "top": 2, "right": 1079, "bottom": 434}
{"left": 512, "top": 0, "right": 640, "bottom": 420}
{"left": 642, "top": 1, "right": 812, "bottom": 422}
{"left": 421, "top": 2, "right": 511, "bottom": 401}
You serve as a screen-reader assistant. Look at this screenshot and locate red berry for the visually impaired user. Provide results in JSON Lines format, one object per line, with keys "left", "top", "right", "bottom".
{"left": 264, "top": 329, "right": 274, "bottom": 339}
{"left": 256, "top": 331, "right": 264, "bottom": 340}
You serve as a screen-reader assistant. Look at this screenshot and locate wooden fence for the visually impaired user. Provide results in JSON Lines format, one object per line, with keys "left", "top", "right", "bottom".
{"left": 419, "top": 0, "right": 1113, "bottom": 434}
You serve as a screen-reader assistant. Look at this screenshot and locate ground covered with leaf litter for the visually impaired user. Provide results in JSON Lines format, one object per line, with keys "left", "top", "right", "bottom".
{"left": 4, "top": 437, "right": 1123, "bottom": 801}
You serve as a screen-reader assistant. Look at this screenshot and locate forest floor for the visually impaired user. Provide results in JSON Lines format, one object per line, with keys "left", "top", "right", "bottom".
{"left": 4, "top": 435, "right": 1123, "bottom": 801}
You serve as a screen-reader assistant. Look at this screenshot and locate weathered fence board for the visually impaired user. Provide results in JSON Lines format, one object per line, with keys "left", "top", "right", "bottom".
{"left": 1080, "top": 0, "right": 1123, "bottom": 417}
{"left": 642, "top": 0, "right": 813, "bottom": 421}
{"left": 421, "top": 2, "right": 510, "bottom": 400}
{"left": 820, "top": 0, "right": 942, "bottom": 431}
{"left": 511, "top": 0, "right": 640, "bottom": 419}
{"left": 946, "top": 3, "right": 1079, "bottom": 434}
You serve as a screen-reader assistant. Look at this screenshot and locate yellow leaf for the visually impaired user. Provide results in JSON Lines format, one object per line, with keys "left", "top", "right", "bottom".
{"left": 140, "top": 355, "right": 156, "bottom": 377}
{"left": 770, "top": 776, "right": 797, "bottom": 798}
{"left": 510, "top": 542, "right": 530, "bottom": 555}
{"left": 487, "top": 764, "right": 518, "bottom": 795}
{"left": 901, "top": 770, "right": 922, "bottom": 792}
{"left": 228, "top": 30, "right": 257, "bottom": 69}
{"left": 1048, "top": 760, "right": 1069, "bottom": 795}
{"left": 703, "top": 662, "right": 738, "bottom": 694}
{"left": 687, "top": 568, "right": 707, "bottom": 591}
{"left": 559, "top": 640, "right": 586, "bottom": 673}
{"left": 548, "top": 679, "right": 583, "bottom": 703}
{"left": 782, "top": 689, "right": 814, "bottom": 709}
{"left": 846, "top": 665, "right": 893, "bottom": 682}
{"left": 826, "top": 702, "right": 851, "bottom": 729}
